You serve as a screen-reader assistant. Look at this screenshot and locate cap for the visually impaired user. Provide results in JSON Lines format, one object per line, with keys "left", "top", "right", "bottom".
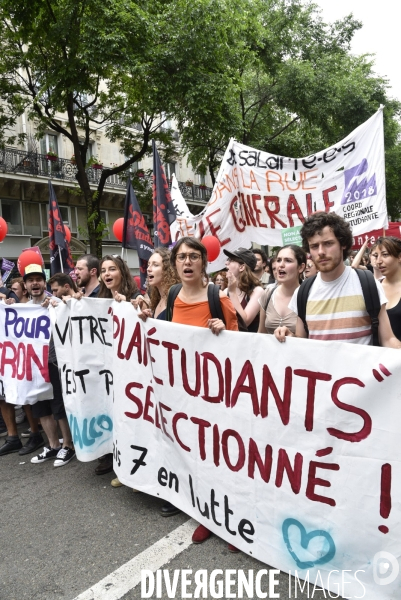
{"left": 23, "top": 264, "right": 46, "bottom": 282}
{"left": 223, "top": 247, "right": 257, "bottom": 271}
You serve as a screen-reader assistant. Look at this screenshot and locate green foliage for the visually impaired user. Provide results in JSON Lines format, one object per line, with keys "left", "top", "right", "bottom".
{"left": 1, "top": 0, "right": 401, "bottom": 237}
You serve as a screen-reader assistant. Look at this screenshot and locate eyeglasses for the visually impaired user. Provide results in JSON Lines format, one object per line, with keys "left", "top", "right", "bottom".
{"left": 176, "top": 252, "right": 202, "bottom": 263}
{"left": 226, "top": 257, "right": 243, "bottom": 264}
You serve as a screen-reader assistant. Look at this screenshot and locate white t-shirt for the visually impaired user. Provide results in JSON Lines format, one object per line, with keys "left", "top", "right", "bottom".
{"left": 289, "top": 267, "right": 387, "bottom": 345}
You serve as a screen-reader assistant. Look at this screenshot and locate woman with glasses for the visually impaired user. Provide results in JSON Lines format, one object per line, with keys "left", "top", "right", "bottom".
{"left": 158, "top": 238, "right": 239, "bottom": 548}
{"left": 136, "top": 239, "right": 238, "bottom": 543}
{"left": 169, "top": 238, "right": 238, "bottom": 332}
{"left": 304, "top": 256, "right": 318, "bottom": 279}
{"left": 223, "top": 248, "right": 264, "bottom": 332}
{"left": 211, "top": 271, "right": 228, "bottom": 291}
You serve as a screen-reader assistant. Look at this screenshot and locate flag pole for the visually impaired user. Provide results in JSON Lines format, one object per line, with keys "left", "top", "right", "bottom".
{"left": 58, "top": 246, "right": 64, "bottom": 272}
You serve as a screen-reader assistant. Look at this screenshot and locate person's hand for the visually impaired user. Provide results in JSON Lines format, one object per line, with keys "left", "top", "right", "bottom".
{"left": 226, "top": 271, "right": 237, "bottom": 293}
{"left": 70, "top": 291, "right": 83, "bottom": 301}
{"left": 114, "top": 291, "right": 126, "bottom": 302}
{"left": 50, "top": 298, "right": 60, "bottom": 307}
{"left": 137, "top": 308, "right": 152, "bottom": 322}
{"left": 208, "top": 318, "right": 226, "bottom": 336}
{"left": 4, "top": 298, "right": 16, "bottom": 305}
{"left": 41, "top": 297, "right": 50, "bottom": 308}
{"left": 274, "top": 326, "right": 293, "bottom": 343}
{"left": 131, "top": 295, "right": 149, "bottom": 311}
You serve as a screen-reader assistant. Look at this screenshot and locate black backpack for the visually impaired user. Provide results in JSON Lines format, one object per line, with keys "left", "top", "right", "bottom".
{"left": 166, "top": 283, "right": 247, "bottom": 332}
{"left": 297, "top": 269, "right": 381, "bottom": 346}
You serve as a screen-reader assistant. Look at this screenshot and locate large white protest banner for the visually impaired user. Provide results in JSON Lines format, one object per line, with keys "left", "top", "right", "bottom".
{"left": 110, "top": 303, "right": 401, "bottom": 600}
{"left": 0, "top": 303, "right": 52, "bottom": 404}
{"left": 49, "top": 300, "right": 401, "bottom": 598}
{"left": 171, "top": 108, "right": 387, "bottom": 270}
{"left": 50, "top": 298, "right": 114, "bottom": 461}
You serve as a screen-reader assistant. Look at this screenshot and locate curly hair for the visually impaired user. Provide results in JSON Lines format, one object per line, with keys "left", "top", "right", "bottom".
{"left": 170, "top": 237, "right": 209, "bottom": 286}
{"left": 300, "top": 212, "right": 353, "bottom": 260}
{"left": 148, "top": 248, "right": 180, "bottom": 312}
{"left": 98, "top": 255, "right": 137, "bottom": 299}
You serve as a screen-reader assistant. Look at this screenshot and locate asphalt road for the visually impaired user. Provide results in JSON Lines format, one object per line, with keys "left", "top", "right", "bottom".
{"left": 0, "top": 424, "right": 337, "bottom": 600}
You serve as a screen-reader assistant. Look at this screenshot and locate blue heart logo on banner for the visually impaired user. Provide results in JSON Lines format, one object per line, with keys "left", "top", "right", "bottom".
{"left": 282, "top": 518, "right": 336, "bottom": 569}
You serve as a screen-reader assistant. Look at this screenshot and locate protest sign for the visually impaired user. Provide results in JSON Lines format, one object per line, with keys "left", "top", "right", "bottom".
{"left": 0, "top": 303, "right": 52, "bottom": 404}
{"left": 352, "top": 222, "right": 401, "bottom": 249}
{"left": 110, "top": 303, "right": 400, "bottom": 600}
{"left": 171, "top": 109, "right": 387, "bottom": 270}
{"left": 49, "top": 300, "right": 401, "bottom": 598}
{"left": 50, "top": 298, "right": 114, "bottom": 461}
{"left": 281, "top": 225, "right": 302, "bottom": 247}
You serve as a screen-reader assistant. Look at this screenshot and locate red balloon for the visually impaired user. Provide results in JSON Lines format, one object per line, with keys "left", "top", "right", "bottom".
{"left": 113, "top": 218, "right": 124, "bottom": 242}
{"left": 0, "top": 216, "right": 8, "bottom": 242}
{"left": 202, "top": 235, "right": 221, "bottom": 262}
{"left": 64, "top": 225, "right": 71, "bottom": 243}
{"left": 18, "top": 250, "right": 42, "bottom": 276}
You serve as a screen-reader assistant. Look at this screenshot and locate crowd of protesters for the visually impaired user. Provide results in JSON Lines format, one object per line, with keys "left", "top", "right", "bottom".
{"left": 1, "top": 211, "right": 401, "bottom": 552}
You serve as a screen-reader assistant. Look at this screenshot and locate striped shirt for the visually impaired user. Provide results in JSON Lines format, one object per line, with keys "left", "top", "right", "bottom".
{"left": 289, "top": 267, "right": 387, "bottom": 345}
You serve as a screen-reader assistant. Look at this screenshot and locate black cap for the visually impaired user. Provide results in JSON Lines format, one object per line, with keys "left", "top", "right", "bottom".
{"left": 223, "top": 248, "right": 257, "bottom": 271}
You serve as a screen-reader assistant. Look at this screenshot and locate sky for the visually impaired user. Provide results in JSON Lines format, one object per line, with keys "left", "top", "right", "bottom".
{"left": 313, "top": 0, "right": 400, "bottom": 101}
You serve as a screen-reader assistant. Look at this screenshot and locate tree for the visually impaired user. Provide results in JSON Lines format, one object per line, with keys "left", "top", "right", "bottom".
{"left": 172, "top": 0, "right": 401, "bottom": 199}
{"left": 0, "top": 0, "right": 178, "bottom": 254}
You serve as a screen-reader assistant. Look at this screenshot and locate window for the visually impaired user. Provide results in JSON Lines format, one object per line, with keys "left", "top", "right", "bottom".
{"left": 59, "top": 206, "right": 70, "bottom": 225}
{"left": 0, "top": 199, "right": 22, "bottom": 234}
{"left": 164, "top": 162, "right": 176, "bottom": 179}
{"left": 86, "top": 143, "right": 93, "bottom": 164}
{"left": 40, "top": 133, "right": 58, "bottom": 155}
{"left": 22, "top": 203, "right": 41, "bottom": 236}
{"left": 197, "top": 173, "right": 206, "bottom": 185}
{"left": 100, "top": 210, "right": 109, "bottom": 240}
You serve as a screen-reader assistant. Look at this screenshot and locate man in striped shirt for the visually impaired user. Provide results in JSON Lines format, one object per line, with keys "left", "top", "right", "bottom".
{"left": 275, "top": 212, "right": 401, "bottom": 348}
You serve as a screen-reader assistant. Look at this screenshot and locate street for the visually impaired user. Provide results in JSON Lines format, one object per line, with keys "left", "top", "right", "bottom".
{"left": 0, "top": 424, "right": 334, "bottom": 600}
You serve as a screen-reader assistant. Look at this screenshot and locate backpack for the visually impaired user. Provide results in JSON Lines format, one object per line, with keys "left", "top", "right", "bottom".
{"left": 166, "top": 283, "right": 248, "bottom": 332}
{"left": 297, "top": 269, "right": 381, "bottom": 346}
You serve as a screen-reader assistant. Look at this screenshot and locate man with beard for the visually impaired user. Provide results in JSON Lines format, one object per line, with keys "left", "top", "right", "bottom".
{"left": 274, "top": 212, "right": 401, "bottom": 349}
{"left": 74, "top": 254, "right": 100, "bottom": 297}
{"left": 252, "top": 248, "right": 270, "bottom": 289}
{"left": 0, "top": 265, "right": 46, "bottom": 456}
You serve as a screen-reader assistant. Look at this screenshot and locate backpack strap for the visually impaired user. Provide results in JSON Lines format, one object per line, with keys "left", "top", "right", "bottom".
{"left": 207, "top": 283, "right": 226, "bottom": 325}
{"left": 263, "top": 284, "right": 278, "bottom": 311}
{"left": 354, "top": 268, "right": 381, "bottom": 346}
{"left": 296, "top": 275, "right": 317, "bottom": 338}
{"left": 165, "top": 283, "right": 182, "bottom": 322}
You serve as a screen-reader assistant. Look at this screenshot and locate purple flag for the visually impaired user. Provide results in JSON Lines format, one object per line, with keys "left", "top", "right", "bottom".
{"left": 152, "top": 140, "right": 176, "bottom": 247}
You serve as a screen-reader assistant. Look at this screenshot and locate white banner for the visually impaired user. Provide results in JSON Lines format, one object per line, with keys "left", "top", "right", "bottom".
{"left": 171, "top": 109, "right": 387, "bottom": 270}
{"left": 50, "top": 298, "right": 114, "bottom": 461}
{"left": 49, "top": 300, "right": 401, "bottom": 598}
{"left": 0, "top": 303, "right": 52, "bottom": 404}
{"left": 112, "top": 303, "right": 400, "bottom": 600}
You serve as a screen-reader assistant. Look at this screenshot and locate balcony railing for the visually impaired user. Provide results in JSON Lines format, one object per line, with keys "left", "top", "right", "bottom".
{"left": 0, "top": 146, "right": 213, "bottom": 202}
